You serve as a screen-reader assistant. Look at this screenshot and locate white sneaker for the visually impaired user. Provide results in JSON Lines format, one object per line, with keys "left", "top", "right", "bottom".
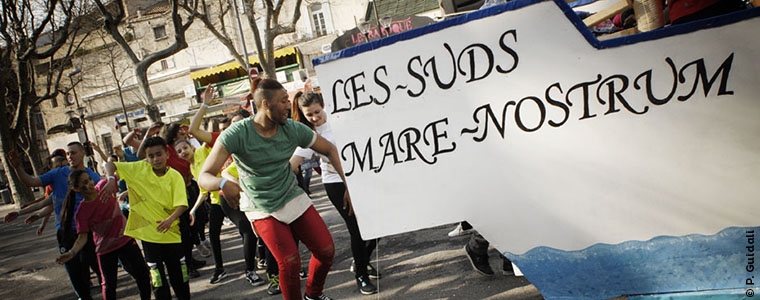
{"left": 197, "top": 240, "right": 212, "bottom": 257}
{"left": 447, "top": 223, "right": 475, "bottom": 237}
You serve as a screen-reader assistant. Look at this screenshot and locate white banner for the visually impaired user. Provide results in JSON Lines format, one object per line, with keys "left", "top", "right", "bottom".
{"left": 315, "top": 1, "right": 760, "bottom": 297}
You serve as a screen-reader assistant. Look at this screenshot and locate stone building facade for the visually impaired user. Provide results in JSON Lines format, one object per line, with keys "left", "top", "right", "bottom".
{"left": 36, "top": 0, "right": 442, "bottom": 166}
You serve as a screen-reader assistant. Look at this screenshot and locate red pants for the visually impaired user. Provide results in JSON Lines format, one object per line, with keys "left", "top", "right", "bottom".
{"left": 253, "top": 206, "right": 334, "bottom": 300}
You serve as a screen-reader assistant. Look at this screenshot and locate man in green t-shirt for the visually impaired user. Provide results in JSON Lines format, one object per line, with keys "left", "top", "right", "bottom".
{"left": 198, "top": 78, "right": 353, "bottom": 300}
{"left": 104, "top": 136, "right": 190, "bottom": 300}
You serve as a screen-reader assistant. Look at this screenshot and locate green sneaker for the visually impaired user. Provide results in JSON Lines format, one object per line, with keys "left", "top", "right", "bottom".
{"left": 267, "top": 274, "right": 281, "bottom": 295}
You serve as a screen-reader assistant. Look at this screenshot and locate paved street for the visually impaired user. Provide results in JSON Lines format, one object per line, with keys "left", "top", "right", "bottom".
{"left": 0, "top": 180, "right": 543, "bottom": 299}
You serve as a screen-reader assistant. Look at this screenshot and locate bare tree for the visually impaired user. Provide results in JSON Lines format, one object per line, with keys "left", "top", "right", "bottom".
{"left": 92, "top": 0, "right": 199, "bottom": 121}
{"left": 0, "top": 0, "right": 84, "bottom": 206}
{"left": 185, "top": 0, "right": 303, "bottom": 79}
{"left": 81, "top": 29, "right": 136, "bottom": 131}
{"left": 183, "top": 0, "right": 249, "bottom": 71}
{"left": 244, "top": 0, "right": 303, "bottom": 78}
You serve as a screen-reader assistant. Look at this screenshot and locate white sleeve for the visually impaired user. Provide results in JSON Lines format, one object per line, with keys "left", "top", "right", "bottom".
{"left": 293, "top": 146, "right": 314, "bottom": 159}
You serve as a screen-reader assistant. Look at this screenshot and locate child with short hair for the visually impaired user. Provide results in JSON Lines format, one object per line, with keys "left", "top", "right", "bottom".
{"left": 104, "top": 136, "right": 190, "bottom": 300}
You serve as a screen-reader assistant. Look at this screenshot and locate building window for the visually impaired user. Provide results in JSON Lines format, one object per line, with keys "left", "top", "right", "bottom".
{"left": 153, "top": 25, "right": 167, "bottom": 40}
{"left": 160, "top": 58, "right": 175, "bottom": 71}
{"left": 101, "top": 134, "right": 114, "bottom": 156}
{"left": 311, "top": 11, "right": 327, "bottom": 37}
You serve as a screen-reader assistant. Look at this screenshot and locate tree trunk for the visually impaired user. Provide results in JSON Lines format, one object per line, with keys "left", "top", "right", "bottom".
{"left": 0, "top": 155, "right": 34, "bottom": 208}
{"left": 262, "top": 38, "right": 276, "bottom": 79}
{"left": 134, "top": 67, "right": 162, "bottom": 122}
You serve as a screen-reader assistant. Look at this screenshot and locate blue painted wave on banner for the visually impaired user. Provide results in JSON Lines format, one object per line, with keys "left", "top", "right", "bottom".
{"left": 505, "top": 227, "right": 760, "bottom": 299}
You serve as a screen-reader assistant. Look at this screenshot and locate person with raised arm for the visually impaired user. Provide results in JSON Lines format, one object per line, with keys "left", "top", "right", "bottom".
{"left": 55, "top": 162, "right": 152, "bottom": 300}
{"left": 290, "top": 91, "right": 382, "bottom": 295}
{"left": 103, "top": 136, "right": 190, "bottom": 300}
{"left": 3, "top": 141, "right": 110, "bottom": 300}
{"left": 198, "top": 78, "right": 351, "bottom": 300}
{"left": 180, "top": 85, "right": 265, "bottom": 286}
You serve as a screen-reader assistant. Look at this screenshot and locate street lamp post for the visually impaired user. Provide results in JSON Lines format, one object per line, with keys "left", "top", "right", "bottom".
{"left": 379, "top": 16, "right": 392, "bottom": 36}
{"left": 67, "top": 68, "right": 93, "bottom": 156}
{"left": 358, "top": 21, "right": 371, "bottom": 43}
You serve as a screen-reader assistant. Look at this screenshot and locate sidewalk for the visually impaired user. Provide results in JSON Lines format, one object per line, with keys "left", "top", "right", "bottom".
{"left": 0, "top": 182, "right": 543, "bottom": 299}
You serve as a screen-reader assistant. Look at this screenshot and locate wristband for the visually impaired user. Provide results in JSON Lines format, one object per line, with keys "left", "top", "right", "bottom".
{"left": 107, "top": 175, "right": 116, "bottom": 181}
{"left": 218, "top": 178, "right": 229, "bottom": 190}
{"left": 201, "top": 103, "right": 209, "bottom": 108}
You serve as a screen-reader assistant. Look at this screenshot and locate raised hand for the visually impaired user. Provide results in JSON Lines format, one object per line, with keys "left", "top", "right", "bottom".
{"left": 201, "top": 85, "right": 216, "bottom": 106}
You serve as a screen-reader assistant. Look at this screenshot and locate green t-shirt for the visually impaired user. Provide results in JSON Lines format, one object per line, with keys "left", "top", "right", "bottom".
{"left": 115, "top": 161, "right": 188, "bottom": 244}
{"left": 219, "top": 117, "right": 316, "bottom": 213}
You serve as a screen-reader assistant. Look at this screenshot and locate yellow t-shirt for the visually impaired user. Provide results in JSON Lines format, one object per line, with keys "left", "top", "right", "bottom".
{"left": 115, "top": 161, "right": 187, "bottom": 244}
{"left": 191, "top": 143, "right": 221, "bottom": 205}
{"left": 225, "top": 162, "right": 239, "bottom": 179}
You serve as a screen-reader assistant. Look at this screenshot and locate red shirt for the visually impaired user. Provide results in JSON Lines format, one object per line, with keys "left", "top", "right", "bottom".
{"left": 75, "top": 179, "right": 132, "bottom": 255}
{"left": 166, "top": 144, "right": 192, "bottom": 185}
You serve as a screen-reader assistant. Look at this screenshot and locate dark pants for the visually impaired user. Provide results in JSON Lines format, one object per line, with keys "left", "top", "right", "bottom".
{"left": 209, "top": 196, "right": 260, "bottom": 272}
{"left": 98, "top": 239, "right": 152, "bottom": 300}
{"left": 57, "top": 229, "right": 95, "bottom": 300}
{"left": 179, "top": 181, "right": 200, "bottom": 269}
{"left": 142, "top": 241, "right": 190, "bottom": 300}
{"left": 220, "top": 198, "right": 258, "bottom": 271}
{"left": 325, "top": 182, "right": 377, "bottom": 278}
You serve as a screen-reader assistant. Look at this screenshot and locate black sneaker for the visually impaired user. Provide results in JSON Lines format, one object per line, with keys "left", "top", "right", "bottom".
{"left": 304, "top": 294, "right": 334, "bottom": 300}
{"left": 209, "top": 269, "right": 226, "bottom": 284}
{"left": 188, "top": 268, "right": 201, "bottom": 279}
{"left": 366, "top": 263, "right": 382, "bottom": 279}
{"left": 257, "top": 258, "right": 267, "bottom": 270}
{"left": 299, "top": 269, "right": 308, "bottom": 279}
{"left": 502, "top": 257, "right": 515, "bottom": 276}
{"left": 191, "top": 258, "right": 207, "bottom": 269}
{"left": 246, "top": 270, "right": 266, "bottom": 286}
{"left": 350, "top": 260, "right": 382, "bottom": 279}
{"left": 465, "top": 244, "right": 494, "bottom": 276}
{"left": 267, "top": 274, "right": 281, "bottom": 295}
{"left": 356, "top": 275, "right": 377, "bottom": 295}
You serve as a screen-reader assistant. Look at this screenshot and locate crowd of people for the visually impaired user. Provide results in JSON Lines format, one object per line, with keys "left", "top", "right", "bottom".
{"left": 5, "top": 1, "right": 750, "bottom": 294}
{"left": 1, "top": 78, "right": 399, "bottom": 300}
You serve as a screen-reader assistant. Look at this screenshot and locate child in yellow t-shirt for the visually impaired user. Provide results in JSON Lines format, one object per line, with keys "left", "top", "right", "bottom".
{"left": 104, "top": 136, "right": 190, "bottom": 300}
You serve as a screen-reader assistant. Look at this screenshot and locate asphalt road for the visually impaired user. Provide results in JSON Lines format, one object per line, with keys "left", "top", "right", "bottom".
{"left": 0, "top": 180, "right": 543, "bottom": 300}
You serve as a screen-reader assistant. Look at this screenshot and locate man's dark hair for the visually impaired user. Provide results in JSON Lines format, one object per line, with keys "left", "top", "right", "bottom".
{"left": 66, "top": 141, "right": 84, "bottom": 150}
{"left": 143, "top": 136, "right": 167, "bottom": 150}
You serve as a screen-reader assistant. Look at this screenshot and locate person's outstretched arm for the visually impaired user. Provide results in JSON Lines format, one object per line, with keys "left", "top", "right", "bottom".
{"left": 56, "top": 233, "right": 88, "bottom": 264}
{"left": 136, "top": 122, "right": 164, "bottom": 159}
{"left": 189, "top": 85, "right": 216, "bottom": 144}
{"left": 199, "top": 143, "right": 242, "bottom": 209}
{"left": 310, "top": 135, "right": 354, "bottom": 215}
{"left": 6, "top": 151, "right": 43, "bottom": 187}
{"left": 123, "top": 128, "right": 142, "bottom": 149}
{"left": 188, "top": 191, "right": 208, "bottom": 226}
{"left": 4, "top": 196, "right": 53, "bottom": 223}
